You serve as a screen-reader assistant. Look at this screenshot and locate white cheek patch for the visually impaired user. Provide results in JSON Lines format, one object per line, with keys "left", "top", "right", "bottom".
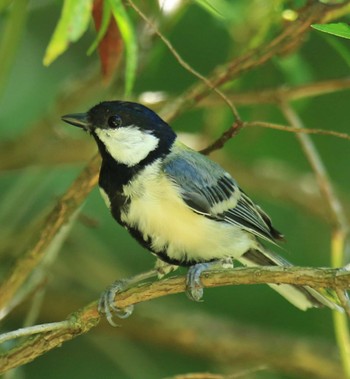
{"left": 96, "top": 126, "right": 159, "bottom": 166}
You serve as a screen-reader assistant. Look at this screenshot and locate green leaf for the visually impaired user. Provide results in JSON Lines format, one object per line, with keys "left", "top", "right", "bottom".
{"left": 108, "top": 0, "right": 138, "bottom": 96}
{"left": 324, "top": 35, "right": 350, "bottom": 68}
{"left": 311, "top": 23, "right": 350, "bottom": 40}
{"left": 43, "top": 0, "right": 93, "bottom": 66}
{"left": 194, "top": 0, "right": 224, "bottom": 19}
{"left": 87, "top": 1, "right": 112, "bottom": 56}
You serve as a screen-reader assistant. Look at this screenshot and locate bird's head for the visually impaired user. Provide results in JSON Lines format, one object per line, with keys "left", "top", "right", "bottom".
{"left": 62, "top": 101, "right": 176, "bottom": 167}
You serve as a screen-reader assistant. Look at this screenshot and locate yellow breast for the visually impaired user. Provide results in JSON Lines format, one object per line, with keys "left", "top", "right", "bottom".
{"left": 121, "top": 162, "right": 254, "bottom": 263}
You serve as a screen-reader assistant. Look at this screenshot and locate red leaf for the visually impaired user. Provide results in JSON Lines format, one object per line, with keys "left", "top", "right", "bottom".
{"left": 92, "top": 0, "right": 124, "bottom": 83}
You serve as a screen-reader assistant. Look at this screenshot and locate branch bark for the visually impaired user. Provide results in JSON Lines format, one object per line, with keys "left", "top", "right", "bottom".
{"left": 0, "top": 154, "right": 101, "bottom": 318}
{"left": 0, "top": 265, "right": 349, "bottom": 374}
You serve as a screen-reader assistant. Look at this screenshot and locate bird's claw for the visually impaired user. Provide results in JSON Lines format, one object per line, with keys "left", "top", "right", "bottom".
{"left": 186, "top": 259, "right": 233, "bottom": 302}
{"left": 186, "top": 263, "right": 210, "bottom": 302}
{"left": 98, "top": 280, "right": 134, "bottom": 326}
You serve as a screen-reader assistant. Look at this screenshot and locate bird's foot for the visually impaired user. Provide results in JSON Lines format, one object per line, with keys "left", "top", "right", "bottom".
{"left": 98, "top": 269, "right": 159, "bottom": 326}
{"left": 98, "top": 279, "right": 134, "bottom": 327}
{"left": 155, "top": 258, "right": 178, "bottom": 279}
{"left": 186, "top": 258, "right": 233, "bottom": 302}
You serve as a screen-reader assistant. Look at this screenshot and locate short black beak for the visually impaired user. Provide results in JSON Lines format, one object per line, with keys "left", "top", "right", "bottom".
{"left": 61, "top": 113, "right": 91, "bottom": 131}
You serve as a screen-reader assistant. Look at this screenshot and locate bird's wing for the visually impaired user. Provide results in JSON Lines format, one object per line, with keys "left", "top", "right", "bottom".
{"left": 163, "top": 143, "right": 282, "bottom": 242}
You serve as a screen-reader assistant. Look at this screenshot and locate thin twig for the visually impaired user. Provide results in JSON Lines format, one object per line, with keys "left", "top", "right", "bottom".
{"left": 200, "top": 120, "right": 244, "bottom": 155}
{"left": 0, "top": 321, "right": 71, "bottom": 345}
{"left": 200, "top": 119, "right": 350, "bottom": 156}
{"left": 280, "top": 102, "right": 350, "bottom": 378}
{"left": 246, "top": 121, "right": 350, "bottom": 142}
{"left": 336, "top": 288, "right": 350, "bottom": 318}
{"left": 280, "top": 102, "right": 349, "bottom": 233}
{"left": 164, "top": 366, "right": 268, "bottom": 379}
{"left": 200, "top": 78, "right": 350, "bottom": 106}
{"left": 164, "top": 365, "right": 268, "bottom": 379}
{"left": 126, "top": 0, "right": 241, "bottom": 122}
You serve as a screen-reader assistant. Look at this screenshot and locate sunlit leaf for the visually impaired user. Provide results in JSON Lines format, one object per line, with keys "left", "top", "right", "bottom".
{"left": 311, "top": 23, "right": 350, "bottom": 40}
{"left": 43, "top": 0, "right": 93, "bottom": 66}
{"left": 108, "top": 0, "right": 138, "bottom": 96}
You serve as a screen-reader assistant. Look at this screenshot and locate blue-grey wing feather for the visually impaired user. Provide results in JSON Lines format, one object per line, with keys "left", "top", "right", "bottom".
{"left": 163, "top": 144, "right": 282, "bottom": 242}
{"left": 163, "top": 146, "right": 236, "bottom": 214}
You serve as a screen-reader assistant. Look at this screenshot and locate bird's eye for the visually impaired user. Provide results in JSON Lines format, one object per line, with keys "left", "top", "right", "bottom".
{"left": 107, "top": 115, "right": 122, "bottom": 128}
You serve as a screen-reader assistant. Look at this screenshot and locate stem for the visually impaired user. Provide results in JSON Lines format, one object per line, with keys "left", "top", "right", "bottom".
{"left": 0, "top": 0, "right": 28, "bottom": 98}
{"left": 0, "top": 321, "right": 71, "bottom": 345}
{"left": 332, "top": 231, "right": 350, "bottom": 378}
{"left": 281, "top": 102, "right": 350, "bottom": 378}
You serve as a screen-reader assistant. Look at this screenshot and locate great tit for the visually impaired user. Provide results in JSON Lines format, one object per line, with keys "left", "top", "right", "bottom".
{"left": 62, "top": 101, "right": 341, "bottom": 325}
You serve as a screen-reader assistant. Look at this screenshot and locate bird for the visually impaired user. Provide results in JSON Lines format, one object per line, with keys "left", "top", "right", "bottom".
{"left": 62, "top": 100, "right": 341, "bottom": 325}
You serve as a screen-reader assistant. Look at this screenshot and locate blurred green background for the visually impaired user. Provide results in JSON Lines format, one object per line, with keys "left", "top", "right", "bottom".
{"left": 0, "top": 0, "right": 350, "bottom": 378}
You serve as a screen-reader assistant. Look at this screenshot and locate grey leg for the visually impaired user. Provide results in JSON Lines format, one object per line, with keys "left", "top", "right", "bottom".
{"left": 186, "top": 258, "right": 233, "bottom": 302}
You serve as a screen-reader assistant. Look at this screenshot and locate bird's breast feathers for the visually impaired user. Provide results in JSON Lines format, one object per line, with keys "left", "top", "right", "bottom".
{"left": 118, "top": 160, "right": 255, "bottom": 263}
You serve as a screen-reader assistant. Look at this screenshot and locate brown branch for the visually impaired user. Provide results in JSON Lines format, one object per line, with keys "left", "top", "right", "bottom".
{"left": 0, "top": 265, "right": 349, "bottom": 373}
{"left": 163, "top": 367, "right": 267, "bottom": 379}
{"left": 21, "top": 290, "right": 346, "bottom": 379}
{"left": 0, "top": 154, "right": 101, "bottom": 318}
{"left": 200, "top": 120, "right": 244, "bottom": 155}
{"left": 200, "top": 119, "right": 350, "bottom": 156}
{"left": 162, "top": 1, "right": 349, "bottom": 122}
{"left": 158, "top": 1, "right": 350, "bottom": 156}
{"left": 164, "top": 374, "right": 227, "bottom": 379}
{"left": 246, "top": 121, "right": 350, "bottom": 142}
{"left": 0, "top": 301, "right": 100, "bottom": 374}
{"left": 200, "top": 78, "right": 350, "bottom": 106}
{"left": 115, "top": 266, "right": 350, "bottom": 308}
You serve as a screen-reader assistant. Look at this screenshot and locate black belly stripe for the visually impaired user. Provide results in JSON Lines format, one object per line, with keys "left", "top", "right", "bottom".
{"left": 155, "top": 251, "right": 216, "bottom": 267}
{"left": 116, "top": 220, "right": 204, "bottom": 267}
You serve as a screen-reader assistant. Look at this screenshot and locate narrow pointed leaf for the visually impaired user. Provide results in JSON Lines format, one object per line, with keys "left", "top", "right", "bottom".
{"left": 194, "top": 0, "right": 224, "bottom": 18}
{"left": 108, "top": 0, "right": 138, "bottom": 96}
{"left": 311, "top": 23, "right": 350, "bottom": 40}
{"left": 88, "top": 0, "right": 112, "bottom": 55}
{"left": 43, "top": 0, "right": 93, "bottom": 66}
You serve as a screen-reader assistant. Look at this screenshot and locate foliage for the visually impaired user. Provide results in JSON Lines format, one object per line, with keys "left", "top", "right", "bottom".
{"left": 0, "top": 1, "right": 350, "bottom": 378}
{"left": 312, "top": 22, "right": 350, "bottom": 39}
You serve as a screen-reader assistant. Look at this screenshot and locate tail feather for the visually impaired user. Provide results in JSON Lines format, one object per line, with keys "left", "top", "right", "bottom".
{"left": 239, "top": 247, "right": 342, "bottom": 312}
